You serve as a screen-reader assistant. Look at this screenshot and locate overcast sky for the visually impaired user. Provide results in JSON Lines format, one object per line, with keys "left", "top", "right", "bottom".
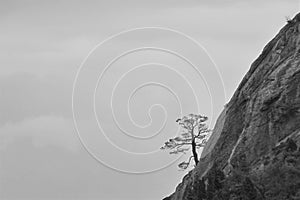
{"left": 0, "top": 1, "right": 299, "bottom": 200}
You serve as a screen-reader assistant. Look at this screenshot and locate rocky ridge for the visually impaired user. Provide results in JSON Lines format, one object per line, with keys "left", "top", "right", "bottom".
{"left": 164, "top": 13, "right": 300, "bottom": 200}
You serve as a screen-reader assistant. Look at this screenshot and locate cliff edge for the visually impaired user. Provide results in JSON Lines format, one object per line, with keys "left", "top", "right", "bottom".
{"left": 164, "top": 13, "right": 300, "bottom": 200}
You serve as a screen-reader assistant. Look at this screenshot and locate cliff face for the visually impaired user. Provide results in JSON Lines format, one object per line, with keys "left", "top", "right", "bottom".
{"left": 164, "top": 13, "right": 300, "bottom": 200}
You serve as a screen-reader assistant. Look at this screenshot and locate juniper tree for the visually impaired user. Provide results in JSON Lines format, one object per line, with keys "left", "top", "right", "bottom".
{"left": 161, "top": 114, "right": 210, "bottom": 170}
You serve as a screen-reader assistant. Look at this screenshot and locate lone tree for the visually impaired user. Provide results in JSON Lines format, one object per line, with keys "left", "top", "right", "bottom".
{"left": 161, "top": 114, "right": 210, "bottom": 170}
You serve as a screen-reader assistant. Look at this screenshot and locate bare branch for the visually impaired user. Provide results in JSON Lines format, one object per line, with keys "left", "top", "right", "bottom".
{"left": 178, "top": 156, "right": 194, "bottom": 170}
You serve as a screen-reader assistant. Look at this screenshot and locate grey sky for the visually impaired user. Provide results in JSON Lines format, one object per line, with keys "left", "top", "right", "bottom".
{"left": 0, "top": 0, "right": 299, "bottom": 199}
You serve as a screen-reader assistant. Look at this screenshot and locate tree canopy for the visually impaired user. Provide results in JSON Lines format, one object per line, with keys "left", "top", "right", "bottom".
{"left": 161, "top": 114, "right": 210, "bottom": 170}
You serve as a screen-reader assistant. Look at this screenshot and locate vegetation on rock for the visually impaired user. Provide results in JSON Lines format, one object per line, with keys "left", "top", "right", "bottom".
{"left": 161, "top": 114, "right": 210, "bottom": 170}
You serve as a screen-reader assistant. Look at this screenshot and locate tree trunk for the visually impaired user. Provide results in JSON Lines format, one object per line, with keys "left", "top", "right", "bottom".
{"left": 191, "top": 138, "right": 199, "bottom": 165}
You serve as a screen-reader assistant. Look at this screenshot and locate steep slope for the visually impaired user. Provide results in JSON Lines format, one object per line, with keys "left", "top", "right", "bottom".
{"left": 164, "top": 13, "right": 300, "bottom": 200}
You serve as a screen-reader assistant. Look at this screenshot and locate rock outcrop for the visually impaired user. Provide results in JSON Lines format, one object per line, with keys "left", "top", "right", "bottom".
{"left": 164, "top": 13, "right": 300, "bottom": 200}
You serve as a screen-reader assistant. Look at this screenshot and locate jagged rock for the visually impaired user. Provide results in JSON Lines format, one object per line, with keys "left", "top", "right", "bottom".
{"left": 164, "top": 13, "right": 300, "bottom": 200}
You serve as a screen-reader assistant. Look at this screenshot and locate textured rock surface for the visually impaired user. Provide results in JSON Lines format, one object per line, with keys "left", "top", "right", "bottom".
{"left": 164, "top": 13, "right": 300, "bottom": 200}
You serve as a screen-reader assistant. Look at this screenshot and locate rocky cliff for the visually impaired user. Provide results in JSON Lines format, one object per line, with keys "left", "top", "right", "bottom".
{"left": 164, "top": 13, "right": 300, "bottom": 200}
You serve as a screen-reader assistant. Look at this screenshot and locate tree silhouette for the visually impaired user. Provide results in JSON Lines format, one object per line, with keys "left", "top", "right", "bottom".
{"left": 161, "top": 114, "right": 210, "bottom": 170}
